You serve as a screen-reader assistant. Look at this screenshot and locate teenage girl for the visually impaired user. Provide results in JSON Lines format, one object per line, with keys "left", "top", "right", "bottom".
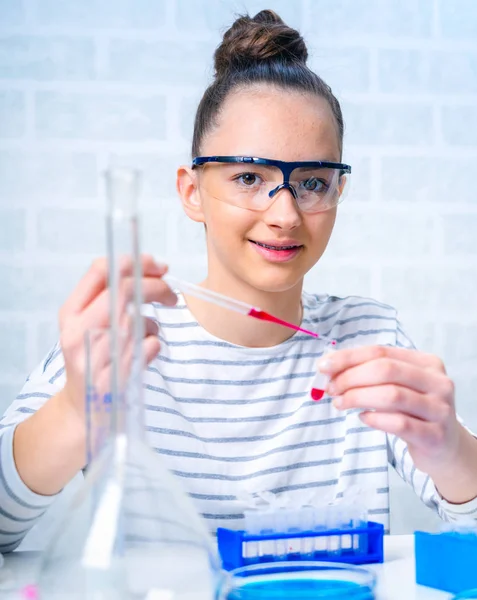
{"left": 1, "top": 10, "right": 476, "bottom": 552}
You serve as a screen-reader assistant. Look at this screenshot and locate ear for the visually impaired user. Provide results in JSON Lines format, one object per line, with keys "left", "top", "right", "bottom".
{"left": 176, "top": 165, "right": 205, "bottom": 224}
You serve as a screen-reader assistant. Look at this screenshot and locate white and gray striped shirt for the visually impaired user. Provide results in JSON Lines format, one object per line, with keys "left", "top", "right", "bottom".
{"left": 0, "top": 291, "right": 476, "bottom": 552}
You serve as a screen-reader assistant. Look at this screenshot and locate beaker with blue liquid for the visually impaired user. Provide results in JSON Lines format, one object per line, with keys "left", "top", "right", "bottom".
{"left": 219, "top": 561, "right": 376, "bottom": 600}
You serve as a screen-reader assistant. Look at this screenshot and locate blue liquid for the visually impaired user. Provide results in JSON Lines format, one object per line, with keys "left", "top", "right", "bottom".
{"left": 454, "top": 591, "right": 477, "bottom": 599}
{"left": 227, "top": 578, "right": 374, "bottom": 599}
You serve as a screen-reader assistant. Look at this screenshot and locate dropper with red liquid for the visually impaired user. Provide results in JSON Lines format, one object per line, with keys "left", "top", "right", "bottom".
{"left": 248, "top": 308, "right": 319, "bottom": 338}
{"left": 163, "top": 275, "right": 324, "bottom": 339}
{"left": 162, "top": 276, "right": 334, "bottom": 401}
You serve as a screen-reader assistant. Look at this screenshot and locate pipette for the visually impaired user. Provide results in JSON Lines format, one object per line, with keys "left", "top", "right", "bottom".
{"left": 163, "top": 274, "right": 324, "bottom": 340}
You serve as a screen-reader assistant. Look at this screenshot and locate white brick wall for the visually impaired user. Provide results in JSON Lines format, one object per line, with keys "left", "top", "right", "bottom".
{"left": 0, "top": 0, "right": 476, "bottom": 534}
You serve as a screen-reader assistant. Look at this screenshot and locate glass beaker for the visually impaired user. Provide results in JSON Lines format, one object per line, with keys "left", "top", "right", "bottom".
{"left": 37, "top": 167, "right": 221, "bottom": 598}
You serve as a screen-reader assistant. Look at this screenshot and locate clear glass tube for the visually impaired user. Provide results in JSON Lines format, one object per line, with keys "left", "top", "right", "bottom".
{"left": 37, "top": 167, "right": 221, "bottom": 599}
{"left": 85, "top": 328, "right": 126, "bottom": 464}
{"left": 104, "top": 167, "right": 143, "bottom": 440}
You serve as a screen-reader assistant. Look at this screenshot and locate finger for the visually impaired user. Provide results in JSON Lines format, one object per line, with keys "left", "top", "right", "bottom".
{"left": 144, "top": 335, "right": 161, "bottom": 364}
{"left": 123, "top": 316, "right": 159, "bottom": 338}
{"left": 336, "top": 385, "right": 452, "bottom": 423}
{"left": 358, "top": 410, "right": 444, "bottom": 450}
{"left": 82, "top": 317, "right": 157, "bottom": 395}
{"left": 95, "top": 368, "right": 114, "bottom": 402}
{"left": 328, "top": 358, "right": 451, "bottom": 396}
{"left": 318, "top": 345, "right": 446, "bottom": 377}
{"left": 61, "top": 255, "right": 168, "bottom": 319}
{"left": 144, "top": 317, "right": 159, "bottom": 337}
{"left": 100, "top": 334, "right": 160, "bottom": 391}
{"left": 119, "top": 339, "right": 134, "bottom": 389}
{"left": 79, "top": 277, "right": 176, "bottom": 331}
{"left": 86, "top": 317, "right": 132, "bottom": 382}
{"left": 96, "top": 332, "right": 133, "bottom": 391}
{"left": 86, "top": 329, "right": 112, "bottom": 376}
{"left": 141, "top": 277, "right": 178, "bottom": 306}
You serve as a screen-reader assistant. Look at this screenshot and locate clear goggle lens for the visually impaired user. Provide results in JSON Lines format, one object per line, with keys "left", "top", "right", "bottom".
{"left": 198, "top": 163, "right": 351, "bottom": 213}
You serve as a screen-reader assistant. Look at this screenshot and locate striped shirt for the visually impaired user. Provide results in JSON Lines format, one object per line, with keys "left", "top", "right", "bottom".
{"left": 0, "top": 291, "right": 476, "bottom": 552}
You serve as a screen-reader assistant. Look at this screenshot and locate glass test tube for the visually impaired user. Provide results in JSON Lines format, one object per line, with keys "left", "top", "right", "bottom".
{"left": 104, "top": 167, "right": 144, "bottom": 440}
{"left": 310, "top": 341, "right": 337, "bottom": 401}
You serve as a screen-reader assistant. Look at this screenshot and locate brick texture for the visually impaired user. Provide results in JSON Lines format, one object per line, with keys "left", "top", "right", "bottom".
{"left": 1, "top": 0, "right": 476, "bottom": 536}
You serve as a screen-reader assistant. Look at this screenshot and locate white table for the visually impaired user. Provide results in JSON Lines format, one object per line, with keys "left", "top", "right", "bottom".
{"left": 371, "top": 535, "right": 451, "bottom": 600}
{"left": 0, "top": 535, "right": 455, "bottom": 599}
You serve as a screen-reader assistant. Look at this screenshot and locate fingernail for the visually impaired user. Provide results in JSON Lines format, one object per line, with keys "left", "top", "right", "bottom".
{"left": 327, "top": 382, "right": 337, "bottom": 396}
{"left": 333, "top": 396, "right": 344, "bottom": 409}
{"left": 317, "top": 357, "right": 332, "bottom": 373}
{"left": 153, "top": 258, "right": 168, "bottom": 271}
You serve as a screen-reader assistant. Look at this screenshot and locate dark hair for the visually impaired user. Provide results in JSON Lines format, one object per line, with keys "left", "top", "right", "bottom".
{"left": 191, "top": 9, "right": 344, "bottom": 157}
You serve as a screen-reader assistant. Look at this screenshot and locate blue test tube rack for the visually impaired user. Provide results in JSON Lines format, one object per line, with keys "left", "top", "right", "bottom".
{"left": 217, "top": 520, "right": 384, "bottom": 571}
{"left": 415, "top": 530, "right": 477, "bottom": 594}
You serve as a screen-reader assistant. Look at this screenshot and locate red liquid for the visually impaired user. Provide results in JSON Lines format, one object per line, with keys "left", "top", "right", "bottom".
{"left": 311, "top": 388, "right": 325, "bottom": 401}
{"left": 21, "top": 585, "right": 38, "bottom": 600}
{"left": 248, "top": 308, "right": 319, "bottom": 338}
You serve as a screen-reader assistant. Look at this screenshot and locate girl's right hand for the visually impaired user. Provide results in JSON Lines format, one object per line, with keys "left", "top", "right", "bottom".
{"left": 57, "top": 255, "right": 177, "bottom": 423}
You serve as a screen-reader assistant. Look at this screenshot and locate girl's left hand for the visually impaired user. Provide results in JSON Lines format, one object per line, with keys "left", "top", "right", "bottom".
{"left": 318, "top": 346, "right": 463, "bottom": 477}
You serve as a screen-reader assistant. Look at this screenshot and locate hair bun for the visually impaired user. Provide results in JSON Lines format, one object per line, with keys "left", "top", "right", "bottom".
{"left": 214, "top": 9, "right": 308, "bottom": 78}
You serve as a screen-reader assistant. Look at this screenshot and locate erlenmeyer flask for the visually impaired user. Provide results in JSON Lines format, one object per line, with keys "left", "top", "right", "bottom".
{"left": 38, "top": 167, "right": 221, "bottom": 599}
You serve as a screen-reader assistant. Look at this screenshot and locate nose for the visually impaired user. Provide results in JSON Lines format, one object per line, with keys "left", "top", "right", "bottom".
{"left": 263, "top": 186, "right": 302, "bottom": 231}
{"left": 269, "top": 182, "right": 298, "bottom": 200}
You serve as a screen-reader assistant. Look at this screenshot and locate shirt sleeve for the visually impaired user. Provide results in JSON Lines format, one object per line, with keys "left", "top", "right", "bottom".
{"left": 388, "top": 317, "right": 477, "bottom": 523}
{"left": 0, "top": 343, "right": 66, "bottom": 552}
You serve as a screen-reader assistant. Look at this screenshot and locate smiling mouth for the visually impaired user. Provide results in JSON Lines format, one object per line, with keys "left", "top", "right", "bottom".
{"left": 250, "top": 241, "right": 303, "bottom": 251}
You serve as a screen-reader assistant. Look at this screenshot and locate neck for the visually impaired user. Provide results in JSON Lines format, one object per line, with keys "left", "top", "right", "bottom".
{"left": 184, "top": 263, "right": 304, "bottom": 348}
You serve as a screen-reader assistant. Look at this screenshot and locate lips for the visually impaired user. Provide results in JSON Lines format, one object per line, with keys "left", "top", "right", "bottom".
{"left": 250, "top": 240, "right": 303, "bottom": 251}
{"left": 249, "top": 239, "right": 303, "bottom": 263}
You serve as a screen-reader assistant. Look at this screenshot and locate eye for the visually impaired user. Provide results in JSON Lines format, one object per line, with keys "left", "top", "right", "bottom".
{"left": 234, "top": 172, "right": 261, "bottom": 186}
{"left": 301, "top": 177, "right": 327, "bottom": 192}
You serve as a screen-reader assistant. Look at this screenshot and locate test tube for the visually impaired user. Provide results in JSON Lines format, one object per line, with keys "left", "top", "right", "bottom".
{"left": 243, "top": 510, "right": 260, "bottom": 561}
{"left": 337, "top": 504, "right": 353, "bottom": 553}
{"left": 342, "top": 486, "right": 369, "bottom": 554}
{"left": 353, "top": 503, "right": 369, "bottom": 554}
{"left": 299, "top": 505, "right": 315, "bottom": 558}
{"left": 244, "top": 508, "right": 275, "bottom": 560}
{"left": 326, "top": 504, "right": 342, "bottom": 556}
{"left": 310, "top": 341, "right": 337, "bottom": 401}
{"left": 273, "top": 508, "right": 289, "bottom": 560}
{"left": 313, "top": 505, "right": 329, "bottom": 556}
{"left": 259, "top": 509, "right": 276, "bottom": 560}
{"left": 285, "top": 507, "right": 302, "bottom": 556}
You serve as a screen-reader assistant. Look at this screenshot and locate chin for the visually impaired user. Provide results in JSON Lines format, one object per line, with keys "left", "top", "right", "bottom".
{"left": 243, "top": 270, "right": 305, "bottom": 294}
{"left": 242, "top": 251, "right": 315, "bottom": 293}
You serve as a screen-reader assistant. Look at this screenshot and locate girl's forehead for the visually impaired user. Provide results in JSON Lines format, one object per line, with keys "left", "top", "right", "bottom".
{"left": 202, "top": 87, "right": 341, "bottom": 161}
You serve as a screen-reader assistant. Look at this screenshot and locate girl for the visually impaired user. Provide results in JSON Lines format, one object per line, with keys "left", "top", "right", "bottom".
{"left": 1, "top": 10, "right": 476, "bottom": 552}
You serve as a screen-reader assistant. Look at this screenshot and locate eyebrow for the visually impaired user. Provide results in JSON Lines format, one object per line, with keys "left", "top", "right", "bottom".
{"left": 291, "top": 166, "right": 332, "bottom": 174}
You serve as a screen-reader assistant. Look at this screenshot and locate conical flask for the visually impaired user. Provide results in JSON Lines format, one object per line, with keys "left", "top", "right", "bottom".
{"left": 38, "top": 167, "right": 221, "bottom": 599}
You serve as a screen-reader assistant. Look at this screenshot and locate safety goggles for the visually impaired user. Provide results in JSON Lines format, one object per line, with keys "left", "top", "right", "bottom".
{"left": 192, "top": 156, "right": 352, "bottom": 213}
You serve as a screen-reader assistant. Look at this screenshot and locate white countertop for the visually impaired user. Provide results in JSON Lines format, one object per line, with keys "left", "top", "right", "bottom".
{"left": 0, "top": 535, "right": 454, "bottom": 599}
{"left": 371, "top": 535, "right": 451, "bottom": 600}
